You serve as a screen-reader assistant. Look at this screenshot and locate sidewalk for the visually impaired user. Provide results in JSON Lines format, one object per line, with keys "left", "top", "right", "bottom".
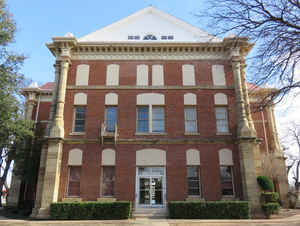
{"left": 0, "top": 210, "right": 299, "bottom": 226}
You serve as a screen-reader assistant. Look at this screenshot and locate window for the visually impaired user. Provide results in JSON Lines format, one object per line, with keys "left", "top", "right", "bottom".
{"left": 67, "top": 166, "right": 81, "bottom": 197}
{"left": 152, "top": 107, "right": 165, "bottom": 133}
{"left": 137, "top": 106, "right": 164, "bottom": 133}
{"left": 102, "top": 166, "right": 115, "bottom": 196}
{"left": 106, "top": 64, "right": 119, "bottom": 86}
{"left": 105, "top": 106, "right": 117, "bottom": 132}
{"left": 167, "top": 35, "right": 174, "bottom": 40}
{"left": 220, "top": 166, "right": 234, "bottom": 196}
{"left": 143, "top": 34, "right": 157, "bottom": 40}
{"left": 73, "top": 107, "right": 86, "bottom": 132}
{"left": 137, "top": 106, "right": 149, "bottom": 133}
{"left": 161, "top": 36, "right": 167, "bottom": 40}
{"left": 215, "top": 107, "right": 229, "bottom": 133}
{"left": 182, "top": 64, "right": 195, "bottom": 86}
{"left": 184, "top": 107, "right": 197, "bottom": 133}
{"left": 187, "top": 166, "right": 200, "bottom": 196}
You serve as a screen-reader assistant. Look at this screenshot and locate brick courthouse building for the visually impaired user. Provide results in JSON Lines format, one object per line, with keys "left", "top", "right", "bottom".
{"left": 9, "top": 6, "right": 289, "bottom": 217}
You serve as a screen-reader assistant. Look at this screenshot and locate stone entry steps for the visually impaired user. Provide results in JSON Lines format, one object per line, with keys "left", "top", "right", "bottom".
{"left": 133, "top": 208, "right": 168, "bottom": 219}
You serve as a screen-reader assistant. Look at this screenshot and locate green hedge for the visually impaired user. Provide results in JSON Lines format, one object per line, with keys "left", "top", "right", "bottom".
{"left": 261, "top": 192, "right": 279, "bottom": 203}
{"left": 168, "top": 201, "right": 250, "bottom": 219}
{"left": 257, "top": 176, "right": 274, "bottom": 191}
{"left": 262, "top": 203, "right": 280, "bottom": 218}
{"left": 50, "top": 201, "right": 131, "bottom": 220}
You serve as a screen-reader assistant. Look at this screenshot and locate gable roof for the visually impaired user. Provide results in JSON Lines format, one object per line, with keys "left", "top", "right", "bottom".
{"left": 79, "top": 6, "right": 220, "bottom": 43}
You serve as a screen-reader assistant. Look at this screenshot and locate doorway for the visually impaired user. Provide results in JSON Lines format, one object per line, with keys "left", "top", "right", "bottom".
{"left": 136, "top": 167, "right": 166, "bottom": 208}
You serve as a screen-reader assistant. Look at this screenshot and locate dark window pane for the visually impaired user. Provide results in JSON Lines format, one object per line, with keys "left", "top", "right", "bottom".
{"left": 152, "top": 107, "right": 164, "bottom": 132}
{"left": 220, "top": 166, "right": 234, "bottom": 196}
{"left": 74, "top": 107, "right": 86, "bottom": 132}
{"left": 68, "top": 166, "right": 81, "bottom": 197}
{"left": 102, "top": 166, "right": 115, "bottom": 196}
{"left": 187, "top": 166, "right": 200, "bottom": 196}
{"left": 106, "top": 107, "right": 117, "bottom": 132}
{"left": 137, "top": 107, "right": 149, "bottom": 132}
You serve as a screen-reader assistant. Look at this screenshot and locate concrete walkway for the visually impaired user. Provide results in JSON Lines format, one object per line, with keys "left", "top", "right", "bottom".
{"left": 0, "top": 214, "right": 300, "bottom": 226}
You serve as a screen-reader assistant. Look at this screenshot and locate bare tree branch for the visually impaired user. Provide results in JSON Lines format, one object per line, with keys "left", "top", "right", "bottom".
{"left": 199, "top": 0, "right": 300, "bottom": 106}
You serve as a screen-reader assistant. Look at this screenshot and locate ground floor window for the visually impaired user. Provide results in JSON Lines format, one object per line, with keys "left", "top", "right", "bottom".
{"left": 187, "top": 166, "right": 201, "bottom": 196}
{"left": 220, "top": 166, "right": 234, "bottom": 196}
{"left": 67, "top": 166, "right": 81, "bottom": 197}
{"left": 102, "top": 166, "right": 115, "bottom": 196}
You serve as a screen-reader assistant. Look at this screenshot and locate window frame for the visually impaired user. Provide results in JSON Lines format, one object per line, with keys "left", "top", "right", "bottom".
{"left": 220, "top": 165, "right": 235, "bottom": 197}
{"left": 101, "top": 166, "right": 115, "bottom": 197}
{"left": 136, "top": 105, "right": 165, "bottom": 134}
{"left": 215, "top": 106, "right": 229, "bottom": 134}
{"left": 72, "top": 106, "right": 86, "bottom": 133}
{"left": 186, "top": 166, "right": 201, "bottom": 197}
{"left": 66, "top": 166, "right": 81, "bottom": 197}
{"left": 105, "top": 106, "right": 118, "bottom": 132}
{"left": 184, "top": 106, "right": 198, "bottom": 134}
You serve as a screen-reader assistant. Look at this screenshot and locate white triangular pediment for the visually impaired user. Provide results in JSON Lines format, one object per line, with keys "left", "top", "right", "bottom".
{"left": 79, "top": 6, "right": 220, "bottom": 43}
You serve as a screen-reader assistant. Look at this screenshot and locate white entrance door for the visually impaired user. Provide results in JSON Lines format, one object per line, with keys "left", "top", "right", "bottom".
{"left": 136, "top": 167, "right": 166, "bottom": 208}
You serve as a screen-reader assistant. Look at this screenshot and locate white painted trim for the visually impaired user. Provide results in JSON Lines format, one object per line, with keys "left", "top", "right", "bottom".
{"left": 105, "top": 93, "right": 118, "bottom": 105}
{"left": 186, "top": 149, "right": 200, "bottom": 165}
{"left": 71, "top": 53, "right": 229, "bottom": 60}
{"left": 214, "top": 93, "right": 228, "bottom": 105}
{"left": 184, "top": 93, "right": 196, "bottom": 105}
{"left": 74, "top": 93, "right": 87, "bottom": 105}
{"left": 68, "top": 149, "right": 83, "bottom": 166}
{"left": 219, "top": 148, "right": 233, "bottom": 165}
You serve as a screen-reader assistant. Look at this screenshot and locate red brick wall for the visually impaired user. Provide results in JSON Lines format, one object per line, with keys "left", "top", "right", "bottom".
{"left": 58, "top": 143, "right": 243, "bottom": 202}
{"left": 54, "top": 59, "right": 244, "bottom": 203}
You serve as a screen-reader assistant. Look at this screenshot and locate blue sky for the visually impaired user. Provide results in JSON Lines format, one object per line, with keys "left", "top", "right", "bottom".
{"left": 8, "top": 0, "right": 206, "bottom": 85}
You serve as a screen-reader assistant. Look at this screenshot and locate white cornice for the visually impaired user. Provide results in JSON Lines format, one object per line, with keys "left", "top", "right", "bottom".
{"left": 70, "top": 52, "right": 230, "bottom": 60}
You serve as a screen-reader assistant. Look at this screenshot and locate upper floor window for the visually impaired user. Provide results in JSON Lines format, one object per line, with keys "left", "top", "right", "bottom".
{"left": 136, "top": 93, "right": 165, "bottom": 134}
{"left": 106, "top": 64, "right": 119, "bottom": 86}
{"left": 182, "top": 64, "right": 195, "bottom": 86}
{"left": 161, "top": 35, "right": 174, "bottom": 40}
{"left": 184, "top": 107, "right": 197, "bottom": 133}
{"left": 152, "top": 65, "right": 164, "bottom": 86}
{"left": 212, "top": 65, "right": 226, "bottom": 86}
{"left": 73, "top": 107, "right": 86, "bottom": 133}
{"left": 214, "top": 93, "right": 229, "bottom": 133}
{"left": 137, "top": 106, "right": 165, "bottom": 133}
{"left": 143, "top": 34, "right": 157, "bottom": 40}
{"left": 76, "top": 64, "right": 89, "bottom": 86}
{"left": 215, "top": 107, "right": 229, "bottom": 133}
{"left": 137, "top": 64, "right": 149, "bottom": 86}
{"left": 105, "top": 106, "right": 117, "bottom": 132}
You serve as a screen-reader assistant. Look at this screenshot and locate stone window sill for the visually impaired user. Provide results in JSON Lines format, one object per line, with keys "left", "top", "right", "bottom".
{"left": 216, "top": 132, "right": 232, "bottom": 136}
{"left": 186, "top": 196, "right": 204, "bottom": 201}
{"left": 97, "top": 197, "right": 117, "bottom": 202}
{"left": 135, "top": 132, "right": 167, "bottom": 136}
{"left": 62, "top": 197, "right": 82, "bottom": 202}
{"left": 70, "top": 132, "right": 85, "bottom": 136}
{"left": 221, "top": 196, "right": 236, "bottom": 200}
{"left": 184, "top": 132, "right": 200, "bottom": 136}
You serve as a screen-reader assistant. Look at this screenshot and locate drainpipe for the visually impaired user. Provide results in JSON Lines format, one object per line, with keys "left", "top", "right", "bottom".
{"left": 261, "top": 108, "right": 269, "bottom": 154}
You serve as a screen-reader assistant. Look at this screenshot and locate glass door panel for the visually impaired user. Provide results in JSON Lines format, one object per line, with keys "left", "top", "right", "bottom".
{"left": 151, "top": 177, "right": 162, "bottom": 205}
{"left": 139, "top": 178, "right": 150, "bottom": 204}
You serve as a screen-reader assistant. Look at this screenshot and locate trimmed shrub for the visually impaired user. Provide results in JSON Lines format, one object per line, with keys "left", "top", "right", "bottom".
{"left": 168, "top": 201, "right": 250, "bottom": 219}
{"left": 262, "top": 203, "right": 280, "bottom": 218}
{"left": 261, "top": 192, "right": 279, "bottom": 203}
{"left": 50, "top": 201, "right": 131, "bottom": 220}
{"left": 257, "top": 176, "right": 274, "bottom": 191}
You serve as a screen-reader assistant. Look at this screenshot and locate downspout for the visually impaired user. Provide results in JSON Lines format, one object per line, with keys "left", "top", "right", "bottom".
{"left": 261, "top": 109, "right": 269, "bottom": 154}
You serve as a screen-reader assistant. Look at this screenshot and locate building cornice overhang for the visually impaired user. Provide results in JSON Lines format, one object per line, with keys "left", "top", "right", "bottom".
{"left": 46, "top": 36, "right": 253, "bottom": 59}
